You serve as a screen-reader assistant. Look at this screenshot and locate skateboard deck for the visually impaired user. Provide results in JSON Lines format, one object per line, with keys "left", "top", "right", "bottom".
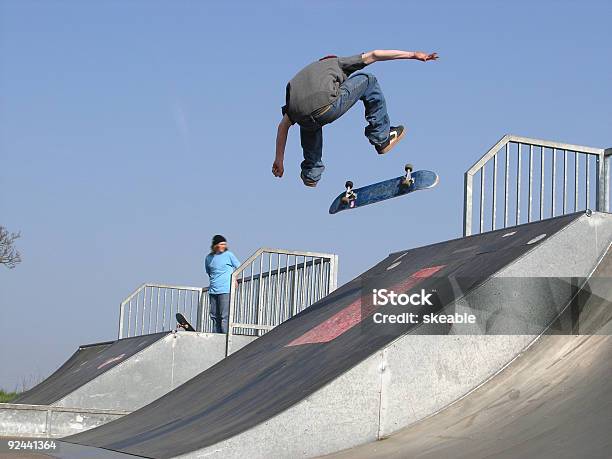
{"left": 329, "top": 169, "right": 439, "bottom": 214}
{"left": 176, "top": 313, "right": 196, "bottom": 332}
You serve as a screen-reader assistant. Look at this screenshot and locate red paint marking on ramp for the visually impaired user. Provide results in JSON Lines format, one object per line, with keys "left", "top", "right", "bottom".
{"left": 97, "top": 353, "right": 126, "bottom": 369}
{"left": 287, "top": 265, "right": 445, "bottom": 346}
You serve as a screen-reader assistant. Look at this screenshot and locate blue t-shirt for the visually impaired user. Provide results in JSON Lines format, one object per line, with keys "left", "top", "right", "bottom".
{"left": 205, "top": 251, "right": 241, "bottom": 294}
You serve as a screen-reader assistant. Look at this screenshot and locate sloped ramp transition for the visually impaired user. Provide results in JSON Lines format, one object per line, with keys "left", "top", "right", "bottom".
{"left": 2, "top": 330, "right": 252, "bottom": 438}
{"left": 60, "top": 212, "right": 612, "bottom": 458}
{"left": 329, "top": 246, "right": 612, "bottom": 459}
{"left": 13, "top": 333, "right": 166, "bottom": 406}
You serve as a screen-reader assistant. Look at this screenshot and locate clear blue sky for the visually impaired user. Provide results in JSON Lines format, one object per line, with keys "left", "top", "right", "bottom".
{"left": 1, "top": 0, "right": 610, "bottom": 390}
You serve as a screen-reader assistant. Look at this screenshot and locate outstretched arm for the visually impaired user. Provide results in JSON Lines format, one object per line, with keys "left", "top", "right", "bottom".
{"left": 272, "top": 114, "right": 292, "bottom": 178}
{"left": 362, "top": 49, "right": 438, "bottom": 64}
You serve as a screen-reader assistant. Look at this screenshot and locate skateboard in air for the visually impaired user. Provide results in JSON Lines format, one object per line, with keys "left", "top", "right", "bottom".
{"left": 175, "top": 313, "right": 196, "bottom": 331}
{"left": 329, "top": 164, "right": 439, "bottom": 214}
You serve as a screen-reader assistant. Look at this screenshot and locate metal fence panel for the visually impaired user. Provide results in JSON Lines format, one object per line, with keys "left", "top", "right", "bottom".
{"left": 118, "top": 284, "right": 206, "bottom": 339}
{"left": 118, "top": 249, "right": 339, "bottom": 343}
{"left": 226, "top": 249, "right": 338, "bottom": 354}
{"left": 464, "top": 135, "right": 610, "bottom": 236}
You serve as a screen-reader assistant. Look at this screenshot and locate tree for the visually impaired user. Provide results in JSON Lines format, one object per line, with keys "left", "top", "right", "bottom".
{"left": 0, "top": 226, "right": 21, "bottom": 269}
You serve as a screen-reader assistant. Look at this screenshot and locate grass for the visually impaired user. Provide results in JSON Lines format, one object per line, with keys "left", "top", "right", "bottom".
{"left": 0, "top": 390, "right": 19, "bottom": 403}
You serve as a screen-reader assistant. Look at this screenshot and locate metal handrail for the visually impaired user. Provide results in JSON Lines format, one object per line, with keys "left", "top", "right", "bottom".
{"left": 464, "top": 134, "right": 610, "bottom": 236}
{"left": 118, "top": 248, "right": 339, "bottom": 343}
{"left": 118, "top": 283, "right": 207, "bottom": 339}
{"left": 226, "top": 248, "right": 338, "bottom": 354}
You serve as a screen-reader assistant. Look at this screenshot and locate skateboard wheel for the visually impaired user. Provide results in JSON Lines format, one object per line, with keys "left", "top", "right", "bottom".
{"left": 404, "top": 163, "right": 413, "bottom": 173}
{"left": 345, "top": 181, "right": 353, "bottom": 189}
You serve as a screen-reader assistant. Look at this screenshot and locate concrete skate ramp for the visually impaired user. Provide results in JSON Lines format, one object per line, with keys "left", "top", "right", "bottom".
{"left": 3, "top": 331, "right": 259, "bottom": 438}
{"left": 328, "top": 251, "right": 612, "bottom": 459}
{"left": 14, "top": 333, "right": 166, "bottom": 406}
{"left": 61, "top": 212, "right": 612, "bottom": 458}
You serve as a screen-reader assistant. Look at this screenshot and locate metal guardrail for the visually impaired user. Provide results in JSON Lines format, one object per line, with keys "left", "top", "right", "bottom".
{"left": 464, "top": 134, "right": 612, "bottom": 236}
{"left": 226, "top": 248, "right": 338, "bottom": 354}
{"left": 118, "top": 248, "right": 338, "bottom": 343}
{"left": 118, "top": 284, "right": 208, "bottom": 338}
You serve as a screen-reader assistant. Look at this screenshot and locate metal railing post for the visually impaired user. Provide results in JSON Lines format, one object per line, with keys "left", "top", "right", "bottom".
{"left": 118, "top": 302, "right": 125, "bottom": 339}
{"left": 291, "top": 260, "right": 299, "bottom": 316}
{"left": 196, "top": 288, "right": 204, "bottom": 332}
{"left": 492, "top": 153, "right": 498, "bottom": 230}
{"left": 574, "top": 152, "right": 579, "bottom": 212}
{"left": 540, "top": 147, "right": 545, "bottom": 219}
{"left": 256, "top": 254, "right": 265, "bottom": 332}
{"left": 479, "top": 167, "right": 485, "bottom": 233}
{"left": 504, "top": 143, "right": 510, "bottom": 227}
{"left": 463, "top": 171, "right": 473, "bottom": 236}
{"left": 226, "top": 273, "right": 238, "bottom": 356}
{"left": 516, "top": 143, "right": 522, "bottom": 225}
{"left": 599, "top": 148, "right": 612, "bottom": 212}
{"left": 585, "top": 154, "right": 590, "bottom": 209}
{"left": 329, "top": 254, "right": 339, "bottom": 292}
{"left": 606, "top": 148, "right": 612, "bottom": 211}
{"left": 528, "top": 145, "right": 533, "bottom": 222}
{"left": 552, "top": 148, "right": 557, "bottom": 217}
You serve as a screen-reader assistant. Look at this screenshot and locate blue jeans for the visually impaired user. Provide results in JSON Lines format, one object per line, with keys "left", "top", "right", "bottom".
{"left": 209, "top": 293, "right": 229, "bottom": 333}
{"left": 299, "top": 72, "right": 391, "bottom": 184}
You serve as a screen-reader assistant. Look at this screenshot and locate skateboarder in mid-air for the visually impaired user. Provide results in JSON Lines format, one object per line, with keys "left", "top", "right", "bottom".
{"left": 272, "top": 49, "right": 438, "bottom": 187}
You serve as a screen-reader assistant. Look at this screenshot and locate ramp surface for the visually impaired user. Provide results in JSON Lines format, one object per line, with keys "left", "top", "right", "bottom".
{"left": 328, "top": 336, "right": 611, "bottom": 459}
{"left": 62, "top": 213, "right": 598, "bottom": 458}
{"left": 14, "top": 333, "right": 167, "bottom": 406}
{"left": 328, "top": 251, "right": 612, "bottom": 459}
{"left": 3, "top": 332, "right": 255, "bottom": 438}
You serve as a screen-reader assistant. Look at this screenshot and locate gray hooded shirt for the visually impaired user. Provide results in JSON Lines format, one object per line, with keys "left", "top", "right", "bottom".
{"left": 282, "top": 54, "right": 368, "bottom": 125}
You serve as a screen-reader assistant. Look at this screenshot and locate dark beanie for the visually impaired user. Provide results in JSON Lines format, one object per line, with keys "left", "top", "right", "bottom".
{"left": 212, "top": 234, "right": 226, "bottom": 246}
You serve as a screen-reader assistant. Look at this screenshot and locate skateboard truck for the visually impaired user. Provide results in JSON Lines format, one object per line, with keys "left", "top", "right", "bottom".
{"left": 341, "top": 181, "right": 357, "bottom": 208}
{"left": 402, "top": 164, "right": 415, "bottom": 187}
{"left": 175, "top": 312, "right": 195, "bottom": 332}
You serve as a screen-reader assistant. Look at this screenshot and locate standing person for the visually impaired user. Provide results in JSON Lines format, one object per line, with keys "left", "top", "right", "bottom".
{"left": 205, "top": 235, "right": 240, "bottom": 333}
{"left": 272, "top": 49, "right": 438, "bottom": 187}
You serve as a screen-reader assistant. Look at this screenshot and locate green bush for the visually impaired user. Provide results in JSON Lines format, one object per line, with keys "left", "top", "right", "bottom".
{"left": 0, "top": 390, "right": 18, "bottom": 403}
